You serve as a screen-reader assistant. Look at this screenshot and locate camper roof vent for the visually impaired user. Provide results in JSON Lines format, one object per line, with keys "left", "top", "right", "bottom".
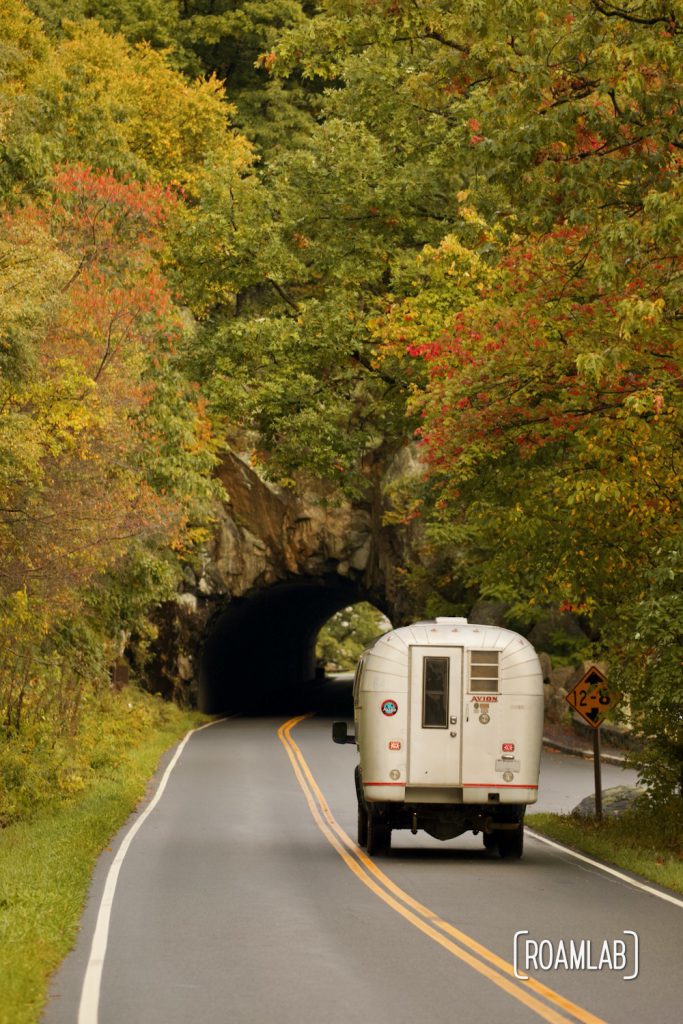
{"left": 435, "top": 616, "right": 468, "bottom": 625}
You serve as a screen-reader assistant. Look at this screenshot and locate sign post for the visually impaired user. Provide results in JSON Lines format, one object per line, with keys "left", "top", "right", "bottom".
{"left": 593, "top": 727, "right": 602, "bottom": 821}
{"left": 565, "top": 666, "right": 622, "bottom": 823}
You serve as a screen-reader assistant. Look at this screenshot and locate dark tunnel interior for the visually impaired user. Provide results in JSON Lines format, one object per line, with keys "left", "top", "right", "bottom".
{"left": 199, "top": 577, "right": 374, "bottom": 715}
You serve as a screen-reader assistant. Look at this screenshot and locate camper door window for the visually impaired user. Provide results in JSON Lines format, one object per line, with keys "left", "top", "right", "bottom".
{"left": 422, "top": 657, "right": 449, "bottom": 728}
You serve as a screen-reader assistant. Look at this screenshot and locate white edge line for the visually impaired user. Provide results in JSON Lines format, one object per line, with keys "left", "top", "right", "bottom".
{"left": 526, "top": 827, "right": 683, "bottom": 909}
{"left": 77, "top": 717, "right": 228, "bottom": 1024}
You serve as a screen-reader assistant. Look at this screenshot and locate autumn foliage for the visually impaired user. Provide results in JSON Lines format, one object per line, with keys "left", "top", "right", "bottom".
{"left": 0, "top": 161, "right": 220, "bottom": 759}
{"left": 361, "top": 0, "right": 682, "bottom": 791}
{"left": 0, "top": 0, "right": 681, "bottom": 801}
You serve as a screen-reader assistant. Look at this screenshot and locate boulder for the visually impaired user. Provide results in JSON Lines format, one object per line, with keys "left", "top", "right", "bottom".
{"left": 549, "top": 664, "right": 582, "bottom": 689}
{"left": 544, "top": 683, "right": 569, "bottom": 724}
{"left": 538, "top": 651, "right": 553, "bottom": 684}
{"left": 572, "top": 785, "right": 646, "bottom": 819}
{"left": 468, "top": 599, "right": 509, "bottom": 627}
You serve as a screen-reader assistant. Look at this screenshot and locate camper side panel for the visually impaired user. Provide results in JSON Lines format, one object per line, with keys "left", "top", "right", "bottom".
{"left": 358, "top": 661, "right": 408, "bottom": 803}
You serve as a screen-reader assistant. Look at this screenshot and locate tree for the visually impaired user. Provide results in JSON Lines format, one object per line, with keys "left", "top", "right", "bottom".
{"left": 0, "top": 164, "right": 220, "bottom": 735}
{"left": 270, "top": 0, "right": 682, "bottom": 794}
{"left": 24, "top": 0, "right": 319, "bottom": 156}
{"left": 0, "top": 5, "right": 276, "bottom": 744}
{"left": 0, "top": 12, "right": 239, "bottom": 197}
{"left": 386, "top": 227, "right": 680, "bottom": 618}
{"left": 1, "top": 165, "right": 215, "bottom": 601}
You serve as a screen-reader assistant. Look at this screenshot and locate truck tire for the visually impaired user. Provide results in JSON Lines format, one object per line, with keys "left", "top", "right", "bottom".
{"left": 498, "top": 825, "right": 524, "bottom": 859}
{"left": 483, "top": 832, "right": 497, "bottom": 852}
{"left": 354, "top": 765, "right": 368, "bottom": 846}
{"left": 357, "top": 801, "right": 368, "bottom": 847}
{"left": 366, "top": 813, "right": 391, "bottom": 856}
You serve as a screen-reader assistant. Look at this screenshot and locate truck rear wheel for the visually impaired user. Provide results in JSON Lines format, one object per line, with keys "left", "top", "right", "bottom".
{"left": 354, "top": 765, "right": 368, "bottom": 846}
{"left": 357, "top": 802, "right": 368, "bottom": 847}
{"left": 366, "top": 813, "right": 391, "bottom": 856}
{"left": 498, "top": 825, "right": 524, "bottom": 859}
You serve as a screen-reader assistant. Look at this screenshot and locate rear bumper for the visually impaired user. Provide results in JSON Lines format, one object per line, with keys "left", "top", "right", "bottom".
{"left": 363, "top": 783, "right": 538, "bottom": 805}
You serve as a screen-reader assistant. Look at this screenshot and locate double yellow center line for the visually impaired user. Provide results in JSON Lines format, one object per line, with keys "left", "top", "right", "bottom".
{"left": 278, "top": 714, "right": 609, "bottom": 1024}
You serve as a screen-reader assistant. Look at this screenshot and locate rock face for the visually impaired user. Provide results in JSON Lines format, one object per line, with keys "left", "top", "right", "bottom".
{"left": 144, "top": 447, "right": 420, "bottom": 710}
{"left": 204, "top": 452, "right": 376, "bottom": 597}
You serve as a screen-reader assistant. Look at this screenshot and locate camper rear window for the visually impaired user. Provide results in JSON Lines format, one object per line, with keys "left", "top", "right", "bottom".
{"left": 422, "top": 657, "right": 449, "bottom": 728}
{"left": 470, "top": 651, "right": 499, "bottom": 693}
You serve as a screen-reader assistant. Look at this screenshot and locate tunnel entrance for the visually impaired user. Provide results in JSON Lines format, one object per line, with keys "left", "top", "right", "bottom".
{"left": 316, "top": 602, "right": 392, "bottom": 673}
{"left": 198, "top": 576, "right": 379, "bottom": 714}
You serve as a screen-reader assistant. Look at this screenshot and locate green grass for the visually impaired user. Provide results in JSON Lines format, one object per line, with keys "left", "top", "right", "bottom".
{"left": 528, "top": 803, "right": 683, "bottom": 895}
{"left": 0, "top": 691, "right": 207, "bottom": 1024}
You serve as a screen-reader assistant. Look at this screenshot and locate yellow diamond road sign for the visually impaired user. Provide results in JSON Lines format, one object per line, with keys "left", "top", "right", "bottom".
{"left": 565, "top": 665, "right": 622, "bottom": 729}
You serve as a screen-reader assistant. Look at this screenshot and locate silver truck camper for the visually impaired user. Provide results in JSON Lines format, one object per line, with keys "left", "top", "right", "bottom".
{"left": 333, "top": 617, "right": 544, "bottom": 857}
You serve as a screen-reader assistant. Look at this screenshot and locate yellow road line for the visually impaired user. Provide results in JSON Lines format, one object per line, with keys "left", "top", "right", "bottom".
{"left": 279, "top": 715, "right": 610, "bottom": 1024}
{"left": 284, "top": 717, "right": 605, "bottom": 1024}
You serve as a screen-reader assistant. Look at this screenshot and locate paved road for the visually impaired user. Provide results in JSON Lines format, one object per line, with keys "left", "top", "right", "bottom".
{"left": 44, "top": 709, "right": 680, "bottom": 1024}
{"left": 532, "top": 746, "right": 635, "bottom": 814}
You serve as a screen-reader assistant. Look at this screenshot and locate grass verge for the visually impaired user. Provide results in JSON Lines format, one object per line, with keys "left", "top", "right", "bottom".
{"left": 528, "top": 804, "right": 683, "bottom": 895}
{"left": 0, "top": 689, "right": 207, "bottom": 1024}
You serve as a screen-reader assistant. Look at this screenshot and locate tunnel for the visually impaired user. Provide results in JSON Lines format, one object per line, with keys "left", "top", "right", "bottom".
{"left": 198, "top": 576, "right": 378, "bottom": 714}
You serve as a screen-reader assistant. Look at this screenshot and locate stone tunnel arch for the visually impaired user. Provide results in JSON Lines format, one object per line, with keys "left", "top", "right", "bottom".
{"left": 144, "top": 448, "right": 416, "bottom": 712}
{"left": 198, "top": 575, "right": 381, "bottom": 714}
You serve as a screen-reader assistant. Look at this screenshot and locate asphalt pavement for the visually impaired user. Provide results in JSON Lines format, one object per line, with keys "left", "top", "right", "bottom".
{"left": 43, "top": 697, "right": 680, "bottom": 1024}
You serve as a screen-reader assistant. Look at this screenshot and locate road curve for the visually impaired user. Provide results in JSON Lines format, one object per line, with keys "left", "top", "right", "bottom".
{"left": 44, "top": 714, "right": 680, "bottom": 1024}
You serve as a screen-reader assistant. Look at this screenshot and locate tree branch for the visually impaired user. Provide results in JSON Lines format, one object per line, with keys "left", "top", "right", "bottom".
{"left": 420, "top": 30, "right": 469, "bottom": 53}
{"left": 591, "top": 1, "right": 679, "bottom": 31}
{"left": 266, "top": 276, "right": 300, "bottom": 313}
